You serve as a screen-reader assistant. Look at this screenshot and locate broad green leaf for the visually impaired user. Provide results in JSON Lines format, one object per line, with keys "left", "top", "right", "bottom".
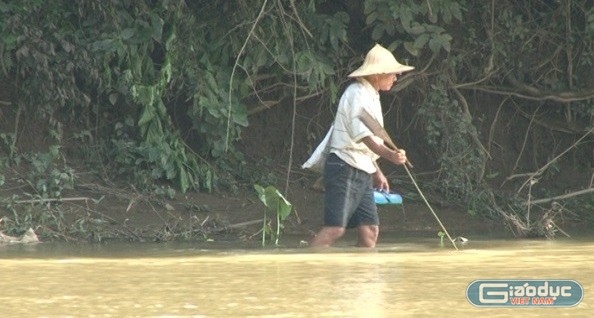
{"left": 409, "top": 23, "right": 426, "bottom": 35}
{"left": 254, "top": 184, "right": 267, "bottom": 205}
{"left": 121, "top": 28, "right": 135, "bottom": 40}
{"left": 276, "top": 194, "right": 292, "bottom": 220}
{"left": 371, "top": 25, "right": 384, "bottom": 40}
{"left": 451, "top": 3, "right": 463, "bottom": 21}
{"left": 404, "top": 41, "right": 419, "bottom": 56}
{"left": 138, "top": 105, "right": 156, "bottom": 127}
{"left": 232, "top": 106, "right": 249, "bottom": 127}
{"left": 179, "top": 167, "right": 189, "bottom": 193}
{"left": 254, "top": 184, "right": 292, "bottom": 220}
{"left": 384, "top": 22, "right": 395, "bottom": 36}
{"left": 414, "top": 34, "right": 430, "bottom": 50}
{"left": 109, "top": 93, "right": 118, "bottom": 105}
{"left": 399, "top": 5, "right": 413, "bottom": 32}
{"left": 49, "top": 145, "right": 60, "bottom": 157}
{"left": 366, "top": 11, "right": 378, "bottom": 25}
{"left": 150, "top": 12, "right": 164, "bottom": 42}
{"left": 335, "top": 11, "right": 350, "bottom": 24}
{"left": 387, "top": 40, "right": 399, "bottom": 52}
{"left": 429, "top": 11, "right": 438, "bottom": 24}
{"left": 443, "top": 33, "right": 453, "bottom": 43}
{"left": 263, "top": 186, "right": 280, "bottom": 208}
{"left": 428, "top": 36, "right": 441, "bottom": 53}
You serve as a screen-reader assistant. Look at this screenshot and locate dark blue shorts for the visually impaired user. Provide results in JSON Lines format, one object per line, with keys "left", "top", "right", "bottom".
{"left": 323, "top": 153, "right": 378, "bottom": 228}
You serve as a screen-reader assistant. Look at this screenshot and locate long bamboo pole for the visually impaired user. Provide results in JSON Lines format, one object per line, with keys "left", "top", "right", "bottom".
{"left": 359, "top": 110, "right": 459, "bottom": 251}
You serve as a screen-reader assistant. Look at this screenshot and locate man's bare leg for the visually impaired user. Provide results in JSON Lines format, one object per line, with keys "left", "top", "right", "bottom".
{"left": 357, "top": 225, "right": 379, "bottom": 248}
{"left": 309, "top": 226, "right": 345, "bottom": 247}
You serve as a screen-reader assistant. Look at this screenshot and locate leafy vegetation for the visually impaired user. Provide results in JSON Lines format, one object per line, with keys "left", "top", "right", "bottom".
{"left": 254, "top": 184, "right": 293, "bottom": 246}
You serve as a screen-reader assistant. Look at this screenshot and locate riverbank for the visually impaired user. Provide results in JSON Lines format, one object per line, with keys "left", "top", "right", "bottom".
{"left": 1, "top": 170, "right": 589, "bottom": 245}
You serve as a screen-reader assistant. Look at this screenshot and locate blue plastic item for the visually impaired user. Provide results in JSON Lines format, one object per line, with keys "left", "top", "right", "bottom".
{"left": 373, "top": 190, "right": 403, "bottom": 205}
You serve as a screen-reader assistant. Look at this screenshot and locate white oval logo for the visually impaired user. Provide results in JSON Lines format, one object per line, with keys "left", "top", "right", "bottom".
{"left": 467, "top": 279, "right": 583, "bottom": 307}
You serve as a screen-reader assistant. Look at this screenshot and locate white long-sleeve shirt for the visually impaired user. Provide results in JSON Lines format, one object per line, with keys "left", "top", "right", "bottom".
{"left": 330, "top": 78, "right": 384, "bottom": 174}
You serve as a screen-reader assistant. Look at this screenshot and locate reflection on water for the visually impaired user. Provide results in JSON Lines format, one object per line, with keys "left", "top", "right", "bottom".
{"left": 0, "top": 236, "right": 592, "bottom": 317}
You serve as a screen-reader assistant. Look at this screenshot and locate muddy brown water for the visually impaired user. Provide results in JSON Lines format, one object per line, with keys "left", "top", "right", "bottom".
{"left": 1, "top": 233, "right": 592, "bottom": 317}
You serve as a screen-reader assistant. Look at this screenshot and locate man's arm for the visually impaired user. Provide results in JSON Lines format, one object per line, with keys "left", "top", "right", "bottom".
{"left": 372, "top": 160, "right": 389, "bottom": 191}
{"left": 362, "top": 135, "right": 407, "bottom": 191}
{"left": 361, "top": 136, "right": 407, "bottom": 166}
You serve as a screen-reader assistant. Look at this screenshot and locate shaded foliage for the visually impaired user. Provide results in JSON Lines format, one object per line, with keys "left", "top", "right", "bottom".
{"left": 0, "top": 0, "right": 592, "bottom": 237}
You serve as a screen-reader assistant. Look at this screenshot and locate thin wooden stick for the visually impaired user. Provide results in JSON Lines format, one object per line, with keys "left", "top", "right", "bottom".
{"left": 359, "top": 110, "right": 413, "bottom": 168}
{"left": 401, "top": 164, "right": 459, "bottom": 251}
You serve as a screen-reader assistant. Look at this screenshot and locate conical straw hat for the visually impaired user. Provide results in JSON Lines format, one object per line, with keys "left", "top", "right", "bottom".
{"left": 348, "top": 44, "right": 414, "bottom": 78}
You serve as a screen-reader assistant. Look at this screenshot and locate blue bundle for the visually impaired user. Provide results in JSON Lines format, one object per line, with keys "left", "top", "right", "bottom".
{"left": 373, "top": 190, "right": 402, "bottom": 205}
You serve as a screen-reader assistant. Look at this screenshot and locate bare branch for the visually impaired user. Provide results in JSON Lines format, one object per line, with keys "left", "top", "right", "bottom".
{"left": 289, "top": 0, "right": 313, "bottom": 38}
{"left": 511, "top": 104, "right": 542, "bottom": 174}
{"left": 526, "top": 188, "right": 594, "bottom": 206}
{"left": 517, "top": 126, "right": 594, "bottom": 193}
{"left": 467, "top": 85, "right": 594, "bottom": 103}
{"left": 450, "top": 85, "right": 492, "bottom": 160}
{"left": 227, "top": 0, "right": 269, "bottom": 152}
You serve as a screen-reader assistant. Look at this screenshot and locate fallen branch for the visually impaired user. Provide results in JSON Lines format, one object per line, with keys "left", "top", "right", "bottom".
{"left": 208, "top": 219, "right": 264, "bottom": 234}
{"left": 526, "top": 188, "right": 594, "bottom": 206}
{"left": 15, "top": 197, "right": 92, "bottom": 204}
{"left": 226, "top": 219, "right": 264, "bottom": 229}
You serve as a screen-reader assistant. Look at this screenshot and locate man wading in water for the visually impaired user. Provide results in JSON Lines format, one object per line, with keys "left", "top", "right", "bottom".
{"left": 304, "top": 44, "right": 414, "bottom": 248}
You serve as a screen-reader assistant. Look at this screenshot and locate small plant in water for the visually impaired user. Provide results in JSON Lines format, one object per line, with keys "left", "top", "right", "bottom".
{"left": 437, "top": 231, "right": 446, "bottom": 247}
{"left": 254, "top": 184, "right": 292, "bottom": 246}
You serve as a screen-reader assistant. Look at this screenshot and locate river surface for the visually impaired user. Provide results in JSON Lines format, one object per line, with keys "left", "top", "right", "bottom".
{"left": 1, "top": 233, "right": 592, "bottom": 317}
